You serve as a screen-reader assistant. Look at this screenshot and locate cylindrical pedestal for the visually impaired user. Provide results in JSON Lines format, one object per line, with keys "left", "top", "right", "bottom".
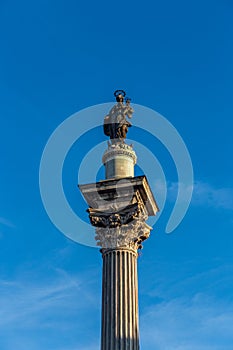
{"left": 102, "top": 144, "right": 137, "bottom": 179}
{"left": 101, "top": 248, "right": 139, "bottom": 350}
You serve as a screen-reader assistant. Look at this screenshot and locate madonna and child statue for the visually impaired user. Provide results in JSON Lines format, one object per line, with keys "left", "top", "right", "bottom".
{"left": 103, "top": 90, "right": 134, "bottom": 143}
{"left": 102, "top": 90, "right": 136, "bottom": 179}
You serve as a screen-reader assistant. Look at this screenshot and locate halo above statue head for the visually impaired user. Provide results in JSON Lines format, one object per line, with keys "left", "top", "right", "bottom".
{"left": 114, "top": 89, "right": 126, "bottom": 102}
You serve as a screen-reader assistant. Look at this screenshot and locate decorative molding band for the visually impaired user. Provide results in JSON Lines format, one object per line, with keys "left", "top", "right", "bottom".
{"left": 102, "top": 144, "right": 137, "bottom": 165}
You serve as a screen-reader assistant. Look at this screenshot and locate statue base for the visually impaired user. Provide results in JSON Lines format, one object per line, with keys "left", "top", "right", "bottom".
{"left": 102, "top": 143, "right": 137, "bottom": 179}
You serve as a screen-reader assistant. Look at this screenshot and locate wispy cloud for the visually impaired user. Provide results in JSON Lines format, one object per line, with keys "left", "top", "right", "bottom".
{"left": 0, "top": 217, "right": 15, "bottom": 228}
{"left": 0, "top": 267, "right": 101, "bottom": 350}
{"left": 166, "top": 181, "right": 233, "bottom": 210}
{"left": 140, "top": 294, "right": 233, "bottom": 350}
{"left": 0, "top": 217, "right": 15, "bottom": 239}
{"left": 140, "top": 262, "right": 233, "bottom": 350}
{"left": 193, "top": 182, "right": 233, "bottom": 210}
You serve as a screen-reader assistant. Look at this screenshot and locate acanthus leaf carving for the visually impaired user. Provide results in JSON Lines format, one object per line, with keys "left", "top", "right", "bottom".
{"left": 95, "top": 216, "right": 152, "bottom": 251}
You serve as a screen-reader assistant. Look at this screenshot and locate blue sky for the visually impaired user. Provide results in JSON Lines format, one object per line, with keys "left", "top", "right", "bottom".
{"left": 1, "top": 0, "right": 233, "bottom": 349}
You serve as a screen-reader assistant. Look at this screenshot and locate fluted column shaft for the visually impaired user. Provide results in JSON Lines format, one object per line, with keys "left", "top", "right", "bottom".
{"left": 101, "top": 248, "right": 139, "bottom": 350}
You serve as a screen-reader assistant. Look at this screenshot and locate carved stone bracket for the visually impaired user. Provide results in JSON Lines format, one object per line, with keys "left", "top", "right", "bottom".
{"left": 88, "top": 203, "right": 141, "bottom": 228}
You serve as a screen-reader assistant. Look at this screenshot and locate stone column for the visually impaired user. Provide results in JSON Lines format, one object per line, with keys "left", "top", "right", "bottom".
{"left": 95, "top": 217, "right": 152, "bottom": 350}
{"left": 79, "top": 176, "right": 159, "bottom": 350}
{"left": 101, "top": 248, "right": 139, "bottom": 350}
{"left": 78, "top": 92, "right": 159, "bottom": 350}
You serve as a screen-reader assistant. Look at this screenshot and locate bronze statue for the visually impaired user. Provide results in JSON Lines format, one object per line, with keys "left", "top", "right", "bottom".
{"left": 104, "top": 90, "right": 133, "bottom": 143}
